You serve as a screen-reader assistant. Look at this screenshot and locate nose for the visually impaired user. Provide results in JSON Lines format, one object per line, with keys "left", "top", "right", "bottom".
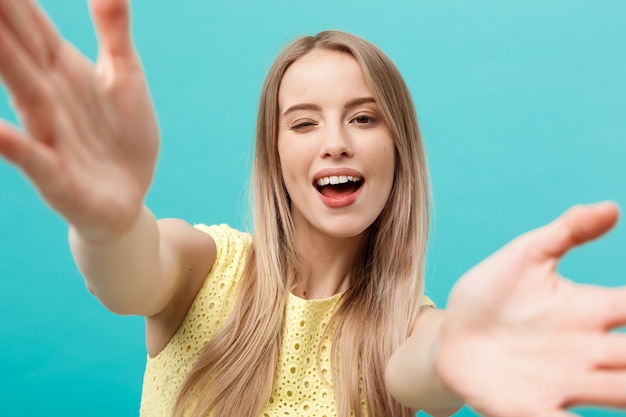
{"left": 320, "top": 124, "right": 354, "bottom": 159}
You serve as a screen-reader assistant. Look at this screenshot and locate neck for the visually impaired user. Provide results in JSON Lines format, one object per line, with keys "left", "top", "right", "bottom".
{"left": 291, "top": 222, "right": 366, "bottom": 300}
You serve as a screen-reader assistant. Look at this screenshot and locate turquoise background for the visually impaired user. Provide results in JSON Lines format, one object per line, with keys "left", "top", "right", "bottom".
{"left": 0, "top": 0, "right": 625, "bottom": 415}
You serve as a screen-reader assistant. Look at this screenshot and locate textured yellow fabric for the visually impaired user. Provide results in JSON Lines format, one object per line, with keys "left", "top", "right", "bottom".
{"left": 140, "top": 224, "right": 250, "bottom": 417}
{"left": 139, "top": 224, "right": 435, "bottom": 417}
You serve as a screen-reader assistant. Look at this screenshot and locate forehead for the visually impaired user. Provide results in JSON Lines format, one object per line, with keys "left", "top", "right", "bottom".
{"left": 278, "top": 49, "right": 374, "bottom": 111}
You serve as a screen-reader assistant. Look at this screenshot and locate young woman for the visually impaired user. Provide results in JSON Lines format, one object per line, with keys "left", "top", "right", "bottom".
{"left": 0, "top": 1, "right": 625, "bottom": 417}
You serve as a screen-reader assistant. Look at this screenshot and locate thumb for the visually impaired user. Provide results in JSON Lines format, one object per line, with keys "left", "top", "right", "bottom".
{"left": 89, "top": 0, "right": 133, "bottom": 57}
{"left": 535, "top": 202, "right": 619, "bottom": 260}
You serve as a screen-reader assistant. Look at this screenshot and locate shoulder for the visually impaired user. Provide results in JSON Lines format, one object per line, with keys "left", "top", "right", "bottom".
{"left": 193, "top": 223, "right": 252, "bottom": 273}
{"left": 193, "top": 223, "right": 252, "bottom": 250}
{"left": 422, "top": 295, "right": 436, "bottom": 308}
{"left": 146, "top": 223, "right": 252, "bottom": 357}
{"left": 145, "top": 221, "right": 250, "bottom": 357}
{"left": 192, "top": 223, "right": 252, "bottom": 295}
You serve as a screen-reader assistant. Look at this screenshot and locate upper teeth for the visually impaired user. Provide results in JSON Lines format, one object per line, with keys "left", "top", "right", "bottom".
{"left": 316, "top": 175, "right": 361, "bottom": 186}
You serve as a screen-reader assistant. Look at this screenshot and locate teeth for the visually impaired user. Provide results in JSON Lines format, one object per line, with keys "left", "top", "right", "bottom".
{"left": 316, "top": 175, "right": 362, "bottom": 186}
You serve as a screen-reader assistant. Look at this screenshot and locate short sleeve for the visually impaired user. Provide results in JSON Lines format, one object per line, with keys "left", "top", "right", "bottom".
{"left": 422, "top": 295, "right": 436, "bottom": 308}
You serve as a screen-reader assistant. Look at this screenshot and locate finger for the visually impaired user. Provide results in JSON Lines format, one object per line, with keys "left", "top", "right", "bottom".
{"left": 581, "top": 325, "right": 626, "bottom": 368}
{"left": 89, "top": 0, "right": 134, "bottom": 58}
{"left": 0, "top": 15, "right": 49, "bottom": 109}
{"left": 0, "top": 121, "right": 30, "bottom": 164}
{"left": 547, "top": 411, "right": 578, "bottom": 417}
{"left": 0, "top": 121, "right": 60, "bottom": 191}
{"left": 530, "top": 203, "right": 619, "bottom": 261}
{"left": 567, "top": 371, "right": 626, "bottom": 409}
{"left": 568, "top": 284, "right": 626, "bottom": 330}
{"left": 596, "top": 332, "right": 626, "bottom": 368}
{"left": 0, "top": 0, "right": 62, "bottom": 67}
{"left": 587, "top": 286, "right": 626, "bottom": 331}
{"left": 0, "top": 15, "right": 64, "bottom": 144}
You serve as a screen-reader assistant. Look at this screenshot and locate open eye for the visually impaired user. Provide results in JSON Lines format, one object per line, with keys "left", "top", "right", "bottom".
{"left": 350, "top": 114, "right": 378, "bottom": 126}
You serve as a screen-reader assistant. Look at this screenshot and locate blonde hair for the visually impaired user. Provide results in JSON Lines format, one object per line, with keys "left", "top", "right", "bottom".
{"left": 174, "top": 31, "right": 431, "bottom": 417}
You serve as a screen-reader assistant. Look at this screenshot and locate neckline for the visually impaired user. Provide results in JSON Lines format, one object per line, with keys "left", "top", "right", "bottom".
{"left": 288, "top": 291, "right": 344, "bottom": 305}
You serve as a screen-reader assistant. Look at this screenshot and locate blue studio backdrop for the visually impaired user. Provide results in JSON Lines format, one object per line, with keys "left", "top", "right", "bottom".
{"left": 0, "top": 1, "right": 625, "bottom": 416}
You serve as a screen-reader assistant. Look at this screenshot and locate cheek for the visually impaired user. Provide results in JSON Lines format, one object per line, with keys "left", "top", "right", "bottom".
{"left": 379, "top": 144, "right": 397, "bottom": 200}
{"left": 370, "top": 141, "right": 396, "bottom": 178}
{"left": 278, "top": 135, "right": 316, "bottom": 179}
{"left": 277, "top": 136, "right": 291, "bottom": 176}
{"left": 277, "top": 138, "right": 302, "bottom": 198}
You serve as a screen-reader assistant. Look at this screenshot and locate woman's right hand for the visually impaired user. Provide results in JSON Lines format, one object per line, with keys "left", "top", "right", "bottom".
{"left": 437, "top": 203, "right": 626, "bottom": 416}
{"left": 0, "top": 0, "right": 159, "bottom": 240}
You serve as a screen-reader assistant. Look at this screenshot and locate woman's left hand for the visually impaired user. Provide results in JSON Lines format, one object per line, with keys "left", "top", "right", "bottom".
{"left": 438, "top": 202, "right": 626, "bottom": 417}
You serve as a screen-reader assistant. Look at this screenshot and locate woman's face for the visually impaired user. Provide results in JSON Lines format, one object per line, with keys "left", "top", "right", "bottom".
{"left": 277, "top": 48, "right": 395, "bottom": 241}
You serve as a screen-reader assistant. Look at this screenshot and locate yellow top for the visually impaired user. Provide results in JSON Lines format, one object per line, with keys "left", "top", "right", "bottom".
{"left": 139, "top": 224, "right": 434, "bottom": 417}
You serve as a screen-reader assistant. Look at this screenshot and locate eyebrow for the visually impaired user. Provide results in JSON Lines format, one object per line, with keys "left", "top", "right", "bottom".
{"left": 282, "top": 97, "right": 377, "bottom": 116}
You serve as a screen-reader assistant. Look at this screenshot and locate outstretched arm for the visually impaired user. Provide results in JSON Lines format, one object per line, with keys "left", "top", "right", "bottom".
{"left": 0, "top": 0, "right": 214, "bottom": 352}
{"left": 386, "top": 307, "right": 463, "bottom": 416}
{"left": 387, "top": 202, "right": 626, "bottom": 416}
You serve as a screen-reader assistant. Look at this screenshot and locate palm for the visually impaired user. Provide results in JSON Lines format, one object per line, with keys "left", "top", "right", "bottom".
{"left": 0, "top": 0, "right": 158, "bottom": 237}
{"left": 438, "top": 204, "right": 626, "bottom": 417}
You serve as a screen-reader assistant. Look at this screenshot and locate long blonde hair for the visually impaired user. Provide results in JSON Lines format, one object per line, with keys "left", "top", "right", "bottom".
{"left": 174, "top": 31, "right": 431, "bottom": 417}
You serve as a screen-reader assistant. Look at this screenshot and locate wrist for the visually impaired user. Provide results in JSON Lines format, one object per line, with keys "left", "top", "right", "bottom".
{"left": 69, "top": 204, "right": 151, "bottom": 243}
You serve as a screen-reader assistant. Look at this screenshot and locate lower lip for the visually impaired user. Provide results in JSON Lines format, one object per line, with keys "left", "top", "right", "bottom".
{"left": 316, "top": 185, "right": 364, "bottom": 208}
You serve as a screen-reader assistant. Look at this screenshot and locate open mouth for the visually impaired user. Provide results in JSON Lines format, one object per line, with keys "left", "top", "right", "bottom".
{"left": 315, "top": 175, "right": 364, "bottom": 198}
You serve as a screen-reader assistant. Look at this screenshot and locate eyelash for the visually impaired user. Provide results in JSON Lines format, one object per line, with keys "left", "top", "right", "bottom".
{"left": 350, "top": 114, "right": 378, "bottom": 126}
{"left": 290, "top": 121, "right": 317, "bottom": 132}
{"left": 290, "top": 114, "right": 378, "bottom": 132}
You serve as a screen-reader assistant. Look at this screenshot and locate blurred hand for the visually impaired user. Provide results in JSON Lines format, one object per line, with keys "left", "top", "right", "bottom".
{"left": 0, "top": 0, "right": 159, "bottom": 240}
{"left": 438, "top": 202, "right": 626, "bottom": 417}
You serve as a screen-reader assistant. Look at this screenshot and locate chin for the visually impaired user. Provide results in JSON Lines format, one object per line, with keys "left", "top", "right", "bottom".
{"left": 319, "top": 221, "right": 373, "bottom": 241}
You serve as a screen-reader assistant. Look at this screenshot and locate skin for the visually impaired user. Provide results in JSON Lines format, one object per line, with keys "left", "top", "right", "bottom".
{"left": 277, "top": 49, "right": 395, "bottom": 298}
{"left": 386, "top": 203, "right": 626, "bottom": 416}
{"left": 1, "top": 1, "right": 626, "bottom": 415}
